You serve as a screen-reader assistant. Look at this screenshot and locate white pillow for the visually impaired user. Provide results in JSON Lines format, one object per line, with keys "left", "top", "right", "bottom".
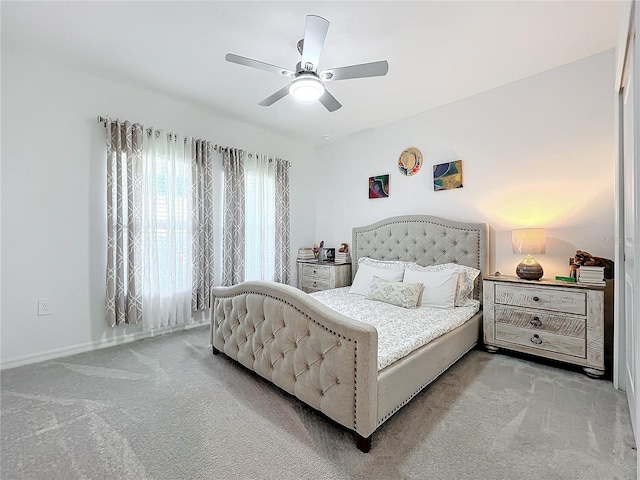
{"left": 402, "top": 269, "right": 458, "bottom": 309}
{"left": 358, "top": 257, "right": 417, "bottom": 270}
{"left": 405, "top": 263, "right": 480, "bottom": 306}
{"left": 367, "top": 276, "right": 423, "bottom": 309}
{"left": 350, "top": 263, "right": 405, "bottom": 295}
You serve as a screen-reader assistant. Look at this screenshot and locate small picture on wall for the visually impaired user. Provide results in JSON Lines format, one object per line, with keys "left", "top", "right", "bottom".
{"left": 369, "top": 174, "right": 390, "bottom": 199}
{"left": 433, "top": 160, "right": 463, "bottom": 191}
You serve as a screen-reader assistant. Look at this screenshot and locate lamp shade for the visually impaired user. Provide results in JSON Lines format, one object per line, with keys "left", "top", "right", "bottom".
{"left": 512, "top": 228, "right": 546, "bottom": 255}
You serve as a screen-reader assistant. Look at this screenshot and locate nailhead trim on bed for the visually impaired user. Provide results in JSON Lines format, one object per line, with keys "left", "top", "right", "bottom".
{"left": 212, "top": 216, "right": 488, "bottom": 447}
{"left": 353, "top": 342, "right": 359, "bottom": 430}
{"left": 213, "top": 289, "right": 361, "bottom": 430}
{"left": 214, "top": 290, "right": 356, "bottom": 343}
{"left": 353, "top": 217, "right": 486, "bottom": 300}
{"left": 375, "top": 343, "right": 477, "bottom": 427}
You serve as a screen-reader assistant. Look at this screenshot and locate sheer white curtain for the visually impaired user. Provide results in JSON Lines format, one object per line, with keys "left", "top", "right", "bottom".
{"left": 245, "top": 153, "right": 276, "bottom": 281}
{"left": 141, "top": 130, "right": 193, "bottom": 329}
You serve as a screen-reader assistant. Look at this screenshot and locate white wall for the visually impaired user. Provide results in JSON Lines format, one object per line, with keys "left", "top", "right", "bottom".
{"left": 1, "top": 48, "right": 617, "bottom": 368}
{"left": 0, "top": 50, "right": 317, "bottom": 367}
{"left": 315, "top": 50, "right": 616, "bottom": 279}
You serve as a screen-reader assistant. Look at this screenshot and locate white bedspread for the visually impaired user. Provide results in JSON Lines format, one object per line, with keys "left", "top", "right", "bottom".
{"left": 310, "top": 288, "right": 480, "bottom": 371}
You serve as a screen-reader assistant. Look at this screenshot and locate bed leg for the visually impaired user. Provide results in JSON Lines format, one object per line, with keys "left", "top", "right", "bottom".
{"left": 356, "top": 434, "right": 372, "bottom": 453}
{"left": 212, "top": 346, "right": 220, "bottom": 355}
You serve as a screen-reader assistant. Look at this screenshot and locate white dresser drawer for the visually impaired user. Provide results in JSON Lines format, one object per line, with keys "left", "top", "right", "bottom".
{"left": 495, "top": 324, "right": 586, "bottom": 358}
{"left": 296, "top": 261, "right": 352, "bottom": 293}
{"left": 301, "top": 263, "right": 331, "bottom": 281}
{"left": 494, "top": 306, "right": 585, "bottom": 338}
{"left": 494, "top": 283, "right": 586, "bottom": 315}
{"left": 483, "top": 276, "right": 605, "bottom": 377}
{"left": 301, "top": 276, "right": 330, "bottom": 291}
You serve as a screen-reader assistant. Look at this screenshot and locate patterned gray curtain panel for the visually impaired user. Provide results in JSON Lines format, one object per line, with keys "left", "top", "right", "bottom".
{"left": 222, "top": 148, "right": 246, "bottom": 286}
{"left": 274, "top": 158, "right": 291, "bottom": 284}
{"left": 191, "top": 140, "right": 215, "bottom": 311}
{"left": 105, "top": 120, "right": 144, "bottom": 326}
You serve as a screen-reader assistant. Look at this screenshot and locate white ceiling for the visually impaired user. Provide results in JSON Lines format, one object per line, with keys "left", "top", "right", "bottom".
{"left": 2, "top": 1, "right": 619, "bottom": 146}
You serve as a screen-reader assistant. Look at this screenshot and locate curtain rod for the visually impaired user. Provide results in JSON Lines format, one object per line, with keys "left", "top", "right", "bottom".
{"left": 97, "top": 115, "right": 230, "bottom": 151}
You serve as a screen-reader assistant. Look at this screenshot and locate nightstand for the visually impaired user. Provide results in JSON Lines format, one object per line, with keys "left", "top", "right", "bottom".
{"left": 297, "top": 261, "right": 352, "bottom": 293}
{"left": 483, "top": 275, "right": 605, "bottom": 378}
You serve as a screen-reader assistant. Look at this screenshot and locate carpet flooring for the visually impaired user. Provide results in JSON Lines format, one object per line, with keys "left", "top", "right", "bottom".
{"left": 1, "top": 326, "right": 636, "bottom": 480}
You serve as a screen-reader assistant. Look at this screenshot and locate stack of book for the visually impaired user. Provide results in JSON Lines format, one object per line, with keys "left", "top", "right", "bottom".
{"left": 577, "top": 266, "right": 606, "bottom": 286}
{"left": 334, "top": 251, "right": 351, "bottom": 264}
{"left": 297, "top": 248, "right": 316, "bottom": 261}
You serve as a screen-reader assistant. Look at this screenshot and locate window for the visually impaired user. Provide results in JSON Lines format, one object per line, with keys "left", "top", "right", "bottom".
{"left": 105, "top": 120, "right": 215, "bottom": 328}
{"left": 140, "top": 132, "right": 193, "bottom": 328}
{"left": 143, "top": 165, "right": 192, "bottom": 294}
{"left": 244, "top": 155, "right": 276, "bottom": 281}
{"left": 222, "top": 149, "right": 289, "bottom": 286}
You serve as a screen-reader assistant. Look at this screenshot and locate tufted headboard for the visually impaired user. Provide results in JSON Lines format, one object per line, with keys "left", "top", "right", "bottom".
{"left": 352, "top": 215, "right": 489, "bottom": 301}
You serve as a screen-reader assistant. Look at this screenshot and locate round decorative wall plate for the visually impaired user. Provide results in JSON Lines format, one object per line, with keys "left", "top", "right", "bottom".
{"left": 398, "top": 147, "right": 423, "bottom": 176}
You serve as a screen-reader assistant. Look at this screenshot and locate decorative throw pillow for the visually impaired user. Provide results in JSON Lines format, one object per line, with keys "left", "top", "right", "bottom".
{"left": 366, "top": 276, "right": 423, "bottom": 309}
{"left": 405, "top": 263, "right": 480, "bottom": 306}
{"left": 350, "top": 263, "right": 405, "bottom": 296}
{"left": 402, "top": 269, "right": 458, "bottom": 308}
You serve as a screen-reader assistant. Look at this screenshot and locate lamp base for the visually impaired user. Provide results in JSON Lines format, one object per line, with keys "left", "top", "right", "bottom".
{"left": 516, "top": 255, "right": 543, "bottom": 280}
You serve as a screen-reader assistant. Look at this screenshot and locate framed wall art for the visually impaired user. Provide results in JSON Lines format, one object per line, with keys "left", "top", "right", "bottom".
{"left": 369, "top": 174, "right": 390, "bottom": 198}
{"left": 433, "top": 160, "right": 463, "bottom": 191}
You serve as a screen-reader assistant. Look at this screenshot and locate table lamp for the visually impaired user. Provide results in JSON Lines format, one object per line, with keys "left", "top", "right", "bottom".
{"left": 512, "top": 228, "right": 546, "bottom": 280}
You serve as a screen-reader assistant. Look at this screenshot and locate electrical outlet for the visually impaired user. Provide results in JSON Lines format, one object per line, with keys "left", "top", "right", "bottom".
{"left": 38, "top": 298, "right": 52, "bottom": 316}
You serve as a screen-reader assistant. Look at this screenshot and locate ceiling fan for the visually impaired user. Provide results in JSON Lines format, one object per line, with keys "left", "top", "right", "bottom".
{"left": 225, "top": 15, "right": 389, "bottom": 112}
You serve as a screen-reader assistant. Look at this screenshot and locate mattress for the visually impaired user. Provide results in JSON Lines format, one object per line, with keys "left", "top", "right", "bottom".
{"left": 311, "top": 287, "right": 480, "bottom": 370}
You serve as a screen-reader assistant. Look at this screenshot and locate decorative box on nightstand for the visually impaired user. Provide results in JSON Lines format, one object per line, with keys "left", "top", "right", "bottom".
{"left": 297, "top": 260, "right": 352, "bottom": 293}
{"left": 483, "top": 275, "right": 605, "bottom": 378}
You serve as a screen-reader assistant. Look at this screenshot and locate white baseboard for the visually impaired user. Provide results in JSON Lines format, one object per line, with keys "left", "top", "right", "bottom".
{"left": 0, "top": 321, "right": 209, "bottom": 370}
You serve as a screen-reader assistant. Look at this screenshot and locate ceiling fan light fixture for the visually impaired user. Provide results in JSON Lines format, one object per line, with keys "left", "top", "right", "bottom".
{"left": 226, "top": 15, "right": 388, "bottom": 111}
{"left": 289, "top": 75, "right": 325, "bottom": 102}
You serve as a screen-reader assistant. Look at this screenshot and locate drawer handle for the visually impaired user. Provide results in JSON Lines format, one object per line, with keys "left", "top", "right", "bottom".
{"left": 530, "top": 334, "right": 543, "bottom": 345}
{"left": 532, "top": 296, "right": 540, "bottom": 302}
{"left": 530, "top": 316, "right": 542, "bottom": 327}
{"left": 313, "top": 269, "right": 317, "bottom": 274}
{"left": 313, "top": 281, "right": 317, "bottom": 287}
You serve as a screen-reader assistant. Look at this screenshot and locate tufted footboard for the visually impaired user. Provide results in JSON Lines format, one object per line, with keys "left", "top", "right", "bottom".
{"left": 210, "top": 281, "right": 378, "bottom": 450}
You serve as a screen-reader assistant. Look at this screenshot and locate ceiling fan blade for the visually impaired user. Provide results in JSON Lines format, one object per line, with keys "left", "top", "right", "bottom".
{"left": 226, "top": 54, "right": 294, "bottom": 77}
{"left": 258, "top": 85, "right": 291, "bottom": 106}
{"left": 318, "top": 89, "right": 342, "bottom": 112}
{"left": 320, "top": 60, "right": 389, "bottom": 81}
{"left": 301, "top": 15, "right": 329, "bottom": 72}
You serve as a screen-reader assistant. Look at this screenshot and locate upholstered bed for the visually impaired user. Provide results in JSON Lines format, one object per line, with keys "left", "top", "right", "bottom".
{"left": 210, "top": 215, "right": 489, "bottom": 452}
